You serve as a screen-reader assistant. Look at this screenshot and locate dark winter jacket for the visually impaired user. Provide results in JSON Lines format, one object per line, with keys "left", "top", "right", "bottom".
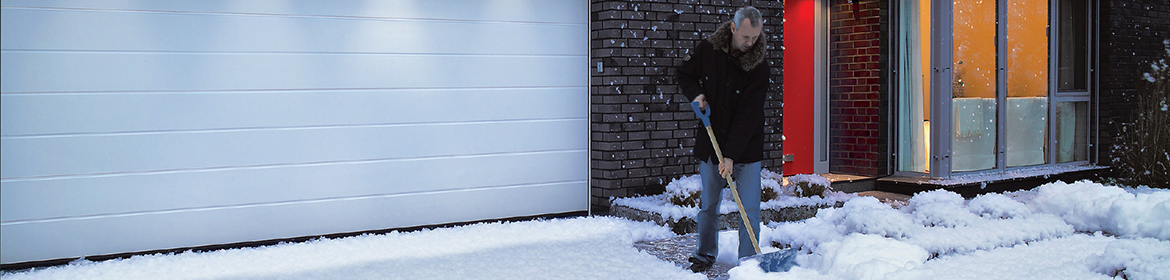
{"left": 678, "top": 20, "right": 769, "bottom": 164}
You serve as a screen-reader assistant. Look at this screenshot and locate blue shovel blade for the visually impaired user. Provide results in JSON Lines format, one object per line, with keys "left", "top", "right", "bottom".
{"left": 742, "top": 248, "right": 798, "bottom": 273}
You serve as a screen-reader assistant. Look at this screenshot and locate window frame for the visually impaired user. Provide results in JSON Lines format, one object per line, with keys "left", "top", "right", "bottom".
{"left": 891, "top": 0, "right": 1096, "bottom": 178}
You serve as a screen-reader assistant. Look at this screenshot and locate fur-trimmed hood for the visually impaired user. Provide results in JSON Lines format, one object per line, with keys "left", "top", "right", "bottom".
{"left": 707, "top": 21, "right": 768, "bottom": 71}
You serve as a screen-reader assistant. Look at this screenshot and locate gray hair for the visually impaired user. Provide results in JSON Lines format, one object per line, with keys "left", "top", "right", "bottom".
{"left": 733, "top": 6, "right": 762, "bottom": 29}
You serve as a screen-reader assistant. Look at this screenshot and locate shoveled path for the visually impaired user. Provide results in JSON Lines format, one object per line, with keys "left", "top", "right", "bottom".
{"left": 631, "top": 191, "right": 911, "bottom": 279}
{"left": 633, "top": 233, "right": 732, "bottom": 280}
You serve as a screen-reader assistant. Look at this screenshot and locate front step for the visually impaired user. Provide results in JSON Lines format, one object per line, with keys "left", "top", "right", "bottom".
{"left": 822, "top": 173, "right": 877, "bottom": 193}
{"left": 876, "top": 165, "right": 1109, "bottom": 198}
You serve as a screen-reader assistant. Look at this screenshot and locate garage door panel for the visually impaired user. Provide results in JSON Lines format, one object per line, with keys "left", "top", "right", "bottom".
{"left": 1, "top": 52, "right": 586, "bottom": 93}
{"left": 2, "top": 87, "right": 586, "bottom": 136}
{"left": 2, "top": 150, "right": 585, "bottom": 222}
{"left": 2, "top": 119, "right": 586, "bottom": 179}
{"left": 1, "top": 0, "right": 587, "bottom": 265}
{"left": 0, "top": 0, "right": 586, "bottom": 25}
{"left": 0, "top": 180, "right": 588, "bottom": 264}
{"left": 1, "top": 8, "right": 585, "bottom": 56}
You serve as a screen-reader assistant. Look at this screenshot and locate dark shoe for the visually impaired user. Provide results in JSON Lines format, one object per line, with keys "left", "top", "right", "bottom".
{"left": 687, "top": 256, "right": 713, "bottom": 272}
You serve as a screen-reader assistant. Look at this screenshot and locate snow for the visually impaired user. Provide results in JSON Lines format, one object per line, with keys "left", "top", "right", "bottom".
{"left": 3, "top": 180, "right": 1168, "bottom": 280}
{"left": 739, "top": 180, "right": 1170, "bottom": 280}
{"left": 1024, "top": 181, "right": 1170, "bottom": 239}
{"left": 611, "top": 172, "right": 855, "bottom": 222}
{"left": 1, "top": 217, "right": 701, "bottom": 280}
{"left": 788, "top": 174, "right": 832, "bottom": 190}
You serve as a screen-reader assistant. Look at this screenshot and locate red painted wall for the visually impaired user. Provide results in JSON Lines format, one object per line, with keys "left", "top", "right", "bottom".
{"left": 782, "top": 0, "right": 816, "bottom": 175}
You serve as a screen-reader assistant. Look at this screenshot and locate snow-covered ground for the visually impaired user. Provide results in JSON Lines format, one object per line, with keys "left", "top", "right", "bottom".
{"left": 1, "top": 217, "right": 700, "bottom": 280}
{"left": 2, "top": 180, "right": 1167, "bottom": 280}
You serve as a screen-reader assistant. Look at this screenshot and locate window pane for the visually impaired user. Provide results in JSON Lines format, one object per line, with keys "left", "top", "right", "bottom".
{"left": 952, "top": 0, "right": 997, "bottom": 172}
{"left": 1058, "top": 0, "right": 1087, "bottom": 91}
{"left": 1055, "top": 102, "right": 1089, "bottom": 162}
{"left": 1006, "top": 0, "right": 1049, "bottom": 167}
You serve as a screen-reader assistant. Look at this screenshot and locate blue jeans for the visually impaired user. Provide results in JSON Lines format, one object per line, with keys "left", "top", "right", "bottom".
{"left": 692, "top": 160, "right": 761, "bottom": 263}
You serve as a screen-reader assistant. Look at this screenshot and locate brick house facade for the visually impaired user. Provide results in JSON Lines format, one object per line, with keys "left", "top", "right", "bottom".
{"left": 590, "top": 0, "right": 786, "bottom": 211}
{"left": 591, "top": 0, "right": 1168, "bottom": 210}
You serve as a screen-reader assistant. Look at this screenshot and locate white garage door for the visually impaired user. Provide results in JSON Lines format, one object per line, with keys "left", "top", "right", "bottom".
{"left": 0, "top": 0, "right": 588, "bottom": 264}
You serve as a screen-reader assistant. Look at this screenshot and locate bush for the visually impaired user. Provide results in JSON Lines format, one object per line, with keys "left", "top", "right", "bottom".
{"left": 1111, "top": 40, "right": 1170, "bottom": 188}
{"left": 665, "top": 169, "right": 790, "bottom": 207}
{"left": 788, "top": 174, "right": 832, "bottom": 197}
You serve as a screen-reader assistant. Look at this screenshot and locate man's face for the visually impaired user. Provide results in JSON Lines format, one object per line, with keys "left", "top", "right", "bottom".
{"left": 731, "top": 18, "right": 762, "bottom": 53}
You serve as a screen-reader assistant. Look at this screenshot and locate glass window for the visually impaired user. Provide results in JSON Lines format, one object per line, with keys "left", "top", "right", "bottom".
{"left": 1006, "top": 0, "right": 1050, "bottom": 167}
{"left": 1058, "top": 0, "right": 1088, "bottom": 91}
{"left": 951, "top": 0, "right": 998, "bottom": 172}
{"left": 1055, "top": 101, "right": 1089, "bottom": 162}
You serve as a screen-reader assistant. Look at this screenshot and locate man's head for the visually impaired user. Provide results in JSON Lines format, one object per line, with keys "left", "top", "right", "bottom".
{"left": 731, "top": 6, "right": 763, "bottom": 53}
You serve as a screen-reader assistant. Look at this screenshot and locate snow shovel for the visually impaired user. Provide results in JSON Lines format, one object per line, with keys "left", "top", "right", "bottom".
{"left": 691, "top": 101, "right": 798, "bottom": 273}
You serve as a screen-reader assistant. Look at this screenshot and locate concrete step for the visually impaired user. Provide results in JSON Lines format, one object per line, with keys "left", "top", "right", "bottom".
{"left": 822, "top": 173, "right": 877, "bottom": 193}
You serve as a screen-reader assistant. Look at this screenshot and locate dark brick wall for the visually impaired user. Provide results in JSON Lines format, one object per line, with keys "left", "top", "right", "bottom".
{"left": 1098, "top": 0, "right": 1170, "bottom": 167}
{"left": 590, "top": 0, "right": 785, "bottom": 211}
{"left": 828, "top": 0, "right": 887, "bottom": 176}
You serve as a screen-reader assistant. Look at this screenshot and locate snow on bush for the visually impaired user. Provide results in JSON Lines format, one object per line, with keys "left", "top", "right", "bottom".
{"left": 611, "top": 171, "right": 854, "bottom": 222}
{"left": 788, "top": 174, "right": 832, "bottom": 197}
{"left": 665, "top": 174, "right": 702, "bottom": 207}
{"left": 1111, "top": 39, "right": 1170, "bottom": 188}
{"left": 761, "top": 169, "right": 788, "bottom": 201}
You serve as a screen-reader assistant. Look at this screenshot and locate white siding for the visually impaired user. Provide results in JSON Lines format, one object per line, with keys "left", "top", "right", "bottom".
{"left": 1, "top": 0, "right": 588, "bottom": 264}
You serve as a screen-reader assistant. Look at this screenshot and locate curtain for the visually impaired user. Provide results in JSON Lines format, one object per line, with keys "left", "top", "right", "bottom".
{"left": 897, "top": 0, "right": 927, "bottom": 172}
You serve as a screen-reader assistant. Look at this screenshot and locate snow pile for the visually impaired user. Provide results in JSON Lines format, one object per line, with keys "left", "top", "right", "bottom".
{"left": 767, "top": 191, "right": 1074, "bottom": 257}
{"left": 611, "top": 172, "right": 856, "bottom": 222}
{"left": 808, "top": 234, "right": 929, "bottom": 279}
{"left": 1024, "top": 181, "right": 1170, "bottom": 239}
{"left": 1091, "top": 237, "right": 1170, "bottom": 279}
{"left": 0, "top": 217, "right": 700, "bottom": 280}
{"left": 737, "top": 180, "right": 1170, "bottom": 280}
